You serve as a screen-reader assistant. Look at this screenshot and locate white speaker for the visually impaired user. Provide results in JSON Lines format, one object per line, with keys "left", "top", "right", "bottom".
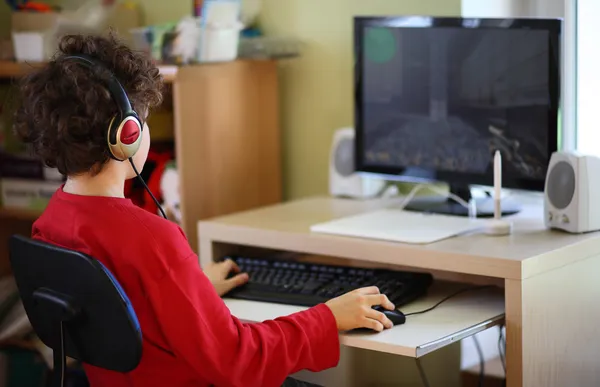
{"left": 329, "top": 127, "right": 385, "bottom": 199}
{"left": 544, "top": 151, "right": 600, "bottom": 233}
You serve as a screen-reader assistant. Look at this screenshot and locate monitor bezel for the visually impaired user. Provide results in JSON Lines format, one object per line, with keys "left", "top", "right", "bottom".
{"left": 353, "top": 16, "right": 562, "bottom": 192}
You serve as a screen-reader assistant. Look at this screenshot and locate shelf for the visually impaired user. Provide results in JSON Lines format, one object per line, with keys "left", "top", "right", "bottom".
{"left": 0, "top": 338, "right": 37, "bottom": 351}
{"left": 223, "top": 281, "right": 505, "bottom": 358}
{"left": 0, "top": 207, "right": 43, "bottom": 221}
{"left": 462, "top": 356, "right": 505, "bottom": 387}
{"left": 464, "top": 355, "right": 505, "bottom": 378}
{"left": 0, "top": 60, "right": 178, "bottom": 83}
{"left": 159, "top": 65, "right": 178, "bottom": 83}
{"left": 0, "top": 61, "right": 43, "bottom": 78}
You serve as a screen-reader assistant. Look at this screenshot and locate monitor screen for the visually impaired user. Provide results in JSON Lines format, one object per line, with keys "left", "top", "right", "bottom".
{"left": 354, "top": 17, "right": 561, "bottom": 191}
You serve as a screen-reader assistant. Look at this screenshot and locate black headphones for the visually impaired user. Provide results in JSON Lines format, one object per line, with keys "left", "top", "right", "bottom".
{"left": 62, "top": 54, "right": 143, "bottom": 162}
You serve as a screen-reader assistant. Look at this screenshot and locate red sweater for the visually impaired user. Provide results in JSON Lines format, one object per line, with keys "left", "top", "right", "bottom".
{"left": 32, "top": 188, "right": 340, "bottom": 387}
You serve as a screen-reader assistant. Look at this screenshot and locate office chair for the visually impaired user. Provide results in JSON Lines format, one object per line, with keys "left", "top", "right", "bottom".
{"left": 8, "top": 235, "right": 142, "bottom": 387}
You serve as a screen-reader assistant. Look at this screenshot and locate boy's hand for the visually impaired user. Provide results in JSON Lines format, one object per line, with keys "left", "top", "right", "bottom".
{"left": 204, "top": 259, "right": 249, "bottom": 296}
{"left": 325, "top": 286, "right": 395, "bottom": 332}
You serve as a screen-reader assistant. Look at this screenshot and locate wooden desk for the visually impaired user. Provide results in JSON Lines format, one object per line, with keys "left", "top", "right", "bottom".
{"left": 197, "top": 195, "right": 600, "bottom": 387}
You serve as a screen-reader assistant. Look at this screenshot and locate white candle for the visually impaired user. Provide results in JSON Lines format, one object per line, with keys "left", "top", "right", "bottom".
{"left": 494, "top": 150, "right": 502, "bottom": 219}
{"left": 494, "top": 151, "right": 501, "bottom": 198}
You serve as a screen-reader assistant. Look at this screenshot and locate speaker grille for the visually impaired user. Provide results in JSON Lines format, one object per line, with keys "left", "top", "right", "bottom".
{"left": 547, "top": 160, "right": 575, "bottom": 210}
{"left": 334, "top": 137, "right": 355, "bottom": 177}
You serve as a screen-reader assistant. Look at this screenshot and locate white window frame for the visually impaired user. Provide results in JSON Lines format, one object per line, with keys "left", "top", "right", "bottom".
{"left": 573, "top": 0, "right": 600, "bottom": 154}
{"left": 561, "top": 0, "right": 577, "bottom": 151}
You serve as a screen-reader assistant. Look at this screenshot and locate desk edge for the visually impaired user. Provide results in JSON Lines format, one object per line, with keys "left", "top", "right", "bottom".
{"left": 415, "top": 313, "right": 505, "bottom": 357}
{"left": 198, "top": 221, "right": 523, "bottom": 279}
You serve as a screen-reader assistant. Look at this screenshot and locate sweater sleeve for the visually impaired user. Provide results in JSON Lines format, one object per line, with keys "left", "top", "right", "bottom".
{"left": 147, "top": 253, "right": 340, "bottom": 387}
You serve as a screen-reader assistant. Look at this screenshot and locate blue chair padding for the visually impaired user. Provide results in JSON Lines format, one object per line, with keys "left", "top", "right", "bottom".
{"left": 96, "top": 261, "right": 141, "bottom": 333}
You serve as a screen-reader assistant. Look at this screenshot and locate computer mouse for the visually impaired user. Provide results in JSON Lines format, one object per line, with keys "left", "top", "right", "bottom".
{"left": 372, "top": 305, "right": 406, "bottom": 326}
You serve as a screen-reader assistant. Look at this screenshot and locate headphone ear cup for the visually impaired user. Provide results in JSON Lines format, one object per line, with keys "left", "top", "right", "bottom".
{"left": 107, "top": 115, "right": 143, "bottom": 161}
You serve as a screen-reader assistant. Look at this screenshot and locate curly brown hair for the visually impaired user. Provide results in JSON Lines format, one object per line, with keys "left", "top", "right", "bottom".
{"left": 14, "top": 33, "right": 164, "bottom": 176}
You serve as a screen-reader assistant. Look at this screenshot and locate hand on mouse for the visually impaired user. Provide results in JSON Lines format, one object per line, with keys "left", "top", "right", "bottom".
{"left": 204, "top": 259, "right": 249, "bottom": 296}
{"left": 325, "top": 286, "right": 395, "bottom": 332}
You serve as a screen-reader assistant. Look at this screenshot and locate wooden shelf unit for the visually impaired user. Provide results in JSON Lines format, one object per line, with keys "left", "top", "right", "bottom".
{"left": 0, "top": 208, "right": 43, "bottom": 222}
{"left": 0, "top": 59, "right": 282, "bottom": 255}
{"left": 0, "top": 60, "right": 178, "bottom": 83}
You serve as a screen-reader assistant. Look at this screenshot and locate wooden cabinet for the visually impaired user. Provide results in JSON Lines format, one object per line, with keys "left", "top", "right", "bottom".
{"left": 173, "top": 61, "right": 282, "bottom": 249}
{"left": 0, "top": 59, "right": 282, "bottom": 262}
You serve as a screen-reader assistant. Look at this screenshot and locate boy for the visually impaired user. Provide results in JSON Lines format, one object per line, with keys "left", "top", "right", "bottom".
{"left": 14, "top": 33, "right": 395, "bottom": 387}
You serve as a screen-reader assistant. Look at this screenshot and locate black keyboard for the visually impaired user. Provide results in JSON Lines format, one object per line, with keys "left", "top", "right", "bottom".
{"left": 222, "top": 255, "right": 434, "bottom": 308}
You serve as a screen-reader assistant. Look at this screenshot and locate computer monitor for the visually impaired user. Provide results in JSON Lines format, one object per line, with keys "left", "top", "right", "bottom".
{"left": 354, "top": 16, "right": 561, "bottom": 217}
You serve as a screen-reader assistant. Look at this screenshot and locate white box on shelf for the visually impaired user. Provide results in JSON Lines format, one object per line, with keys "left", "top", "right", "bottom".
{"left": 198, "top": 24, "right": 242, "bottom": 62}
{"left": 11, "top": 32, "right": 45, "bottom": 62}
{"left": 11, "top": 10, "right": 59, "bottom": 62}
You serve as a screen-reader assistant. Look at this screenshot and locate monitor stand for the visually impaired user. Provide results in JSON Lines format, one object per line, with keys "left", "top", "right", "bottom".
{"left": 403, "top": 183, "right": 521, "bottom": 218}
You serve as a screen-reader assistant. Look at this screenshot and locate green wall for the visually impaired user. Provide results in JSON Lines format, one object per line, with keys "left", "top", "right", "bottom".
{"left": 1, "top": 2, "right": 12, "bottom": 37}
{"left": 259, "top": 0, "right": 462, "bottom": 199}
{"left": 141, "top": 1, "right": 189, "bottom": 26}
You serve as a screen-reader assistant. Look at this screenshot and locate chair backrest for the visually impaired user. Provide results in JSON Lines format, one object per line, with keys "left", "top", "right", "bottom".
{"left": 8, "top": 235, "right": 142, "bottom": 373}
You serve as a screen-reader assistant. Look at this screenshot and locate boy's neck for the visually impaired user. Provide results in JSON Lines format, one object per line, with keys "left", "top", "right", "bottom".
{"left": 63, "top": 164, "right": 126, "bottom": 198}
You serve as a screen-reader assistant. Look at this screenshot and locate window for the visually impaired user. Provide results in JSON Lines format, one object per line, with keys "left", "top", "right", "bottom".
{"left": 575, "top": 0, "right": 600, "bottom": 154}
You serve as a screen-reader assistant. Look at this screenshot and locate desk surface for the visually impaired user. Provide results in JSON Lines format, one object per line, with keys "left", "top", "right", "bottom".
{"left": 198, "top": 195, "right": 600, "bottom": 280}
{"left": 224, "top": 281, "right": 504, "bottom": 358}
{"left": 199, "top": 195, "right": 600, "bottom": 385}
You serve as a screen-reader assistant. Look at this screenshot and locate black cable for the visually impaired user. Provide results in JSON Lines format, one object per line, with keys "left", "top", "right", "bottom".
{"left": 405, "top": 286, "right": 497, "bottom": 387}
{"left": 128, "top": 158, "right": 168, "bottom": 219}
{"left": 415, "top": 357, "right": 431, "bottom": 387}
{"left": 472, "top": 335, "right": 485, "bottom": 387}
{"left": 498, "top": 326, "right": 506, "bottom": 373}
{"left": 404, "top": 285, "right": 496, "bottom": 317}
{"left": 406, "top": 286, "right": 498, "bottom": 387}
{"left": 498, "top": 325, "right": 507, "bottom": 387}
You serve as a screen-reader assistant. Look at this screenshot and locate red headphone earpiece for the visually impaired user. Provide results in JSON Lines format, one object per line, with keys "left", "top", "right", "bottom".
{"left": 107, "top": 115, "right": 143, "bottom": 161}
{"left": 120, "top": 119, "right": 141, "bottom": 145}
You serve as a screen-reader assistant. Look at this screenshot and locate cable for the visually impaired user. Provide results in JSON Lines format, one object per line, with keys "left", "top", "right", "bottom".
{"left": 415, "top": 357, "right": 431, "bottom": 387}
{"left": 407, "top": 286, "right": 496, "bottom": 387}
{"left": 404, "top": 285, "right": 495, "bottom": 317}
{"left": 128, "top": 158, "right": 168, "bottom": 219}
{"left": 397, "top": 183, "right": 517, "bottom": 219}
{"left": 398, "top": 183, "right": 477, "bottom": 218}
{"left": 472, "top": 335, "right": 485, "bottom": 387}
{"left": 378, "top": 182, "right": 399, "bottom": 198}
{"left": 498, "top": 324, "right": 506, "bottom": 387}
{"left": 406, "top": 286, "right": 497, "bottom": 387}
{"left": 498, "top": 325, "right": 506, "bottom": 374}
